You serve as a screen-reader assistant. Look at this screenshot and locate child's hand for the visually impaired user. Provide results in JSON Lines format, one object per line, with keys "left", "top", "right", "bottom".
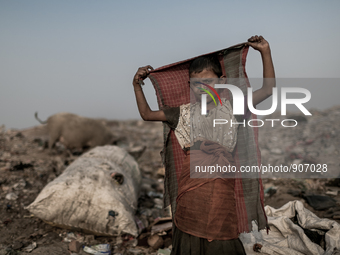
{"left": 249, "top": 35, "right": 275, "bottom": 106}
{"left": 133, "top": 65, "right": 154, "bottom": 87}
{"left": 247, "top": 35, "right": 270, "bottom": 54}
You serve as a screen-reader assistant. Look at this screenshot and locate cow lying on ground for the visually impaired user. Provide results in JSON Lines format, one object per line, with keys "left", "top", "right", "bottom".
{"left": 35, "top": 112, "right": 116, "bottom": 152}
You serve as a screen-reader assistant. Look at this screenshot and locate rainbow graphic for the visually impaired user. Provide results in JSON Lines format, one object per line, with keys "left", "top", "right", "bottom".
{"left": 197, "top": 82, "right": 222, "bottom": 106}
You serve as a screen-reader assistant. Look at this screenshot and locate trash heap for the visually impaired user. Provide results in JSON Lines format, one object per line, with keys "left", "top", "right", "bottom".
{"left": 0, "top": 121, "right": 173, "bottom": 254}
{"left": 259, "top": 105, "right": 340, "bottom": 178}
{"left": 0, "top": 105, "right": 339, "bottom": 254}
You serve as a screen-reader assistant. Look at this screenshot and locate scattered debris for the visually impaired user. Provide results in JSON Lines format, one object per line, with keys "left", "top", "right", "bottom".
{"left": 10, "top": 162, "right": 33, "bottom": 171}
{"left": 69, "top": 240, "right": 81, "bottom": 253}
{"left": 264, "top": 186, "right": 277, "bottom": 198}
{"left": 147, "top": 234, "right": 164, "bottom": 250}
{"left": 326, "top": 190, "right": 339, "bottom": 196}
{"left": 157, "top": 248, "right": 171, "bottom": 255}
{"left": 1, "top": 108, "right": 339, "bottom": 254}
{"left": 5, "top": 193, "right": 18, "bottom": 201}
{"left": 150, "top": 217, "right": 172, "bottom": 235}
{"left": 83, "top": 244, "right": 111, "bottom": 254}
{"left": 253, "top": 243, "right": 262, "bottom": 252}
{"left": 127, "top": 145, "right": 147, "bottom": 160}
{"left": 12, "top": 242, "right": 23, "bottom": 250}
{"left": 304, "top": 194, "right": 337, "bottom": 210}
{"left": 21, "top": 242, "right": 37, "bottom": 253}
{"left": 63, "top": 232, "right": 78, "bottom": 243}
{"left": 259, "top": 106, "right": 340, "bottom": 179}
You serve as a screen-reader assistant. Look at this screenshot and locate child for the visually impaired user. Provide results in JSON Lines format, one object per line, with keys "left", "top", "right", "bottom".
{"left": 132, "top": 35, "right": 275, "bottom": 254}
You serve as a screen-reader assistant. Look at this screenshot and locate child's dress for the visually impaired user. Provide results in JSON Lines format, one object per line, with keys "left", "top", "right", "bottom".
{"left": 164, "top": 98, "right": 247, "bottom": 254}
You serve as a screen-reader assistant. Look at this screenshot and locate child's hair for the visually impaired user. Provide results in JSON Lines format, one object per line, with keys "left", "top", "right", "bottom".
{"left": 189, "top": 55, "right": 222, "bottom": 77}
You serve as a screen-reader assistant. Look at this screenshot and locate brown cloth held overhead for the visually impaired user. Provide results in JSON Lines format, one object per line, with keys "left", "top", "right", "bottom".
{"left": 175, "top": 140, "right": 239, "bottom": 240}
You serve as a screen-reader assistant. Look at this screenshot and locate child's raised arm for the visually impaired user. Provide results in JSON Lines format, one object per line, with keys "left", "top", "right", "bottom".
{"left": 132, "top": 66, "right": 167, "bottom": 121}
{"left": 247, "top": 35, "right": 276, "bottom": 106}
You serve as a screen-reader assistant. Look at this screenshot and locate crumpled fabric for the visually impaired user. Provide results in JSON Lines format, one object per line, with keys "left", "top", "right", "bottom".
{"left": 239, "top": 200, "right": 340, "bottom": 255}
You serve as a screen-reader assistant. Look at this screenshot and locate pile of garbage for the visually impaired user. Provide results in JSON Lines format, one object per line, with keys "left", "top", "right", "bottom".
{"left": 259, "top": 105, "right": 340, "bottom": 179}
{"left": 0, "top": 105, "right": 340, "bottom": 254}
{"left": 0, "top": 121, "right": 173, "bottom": 254}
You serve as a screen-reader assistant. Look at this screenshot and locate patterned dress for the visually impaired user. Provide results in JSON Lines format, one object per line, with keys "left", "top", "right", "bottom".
{"left": 164, "top": 99, "right": 246, "bottom": 254}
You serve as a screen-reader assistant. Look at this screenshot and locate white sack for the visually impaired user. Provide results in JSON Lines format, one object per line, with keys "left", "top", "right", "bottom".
{"left": 26, "top": 145, "right": 141, "bottom": 236}
{"left": 240, "top": 200, "right": 340, "bottom": 255}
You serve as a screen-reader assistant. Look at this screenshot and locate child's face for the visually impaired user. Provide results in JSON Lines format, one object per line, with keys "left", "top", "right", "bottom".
{"left": 189, "top": 69, "right": 220, "bottom": 103}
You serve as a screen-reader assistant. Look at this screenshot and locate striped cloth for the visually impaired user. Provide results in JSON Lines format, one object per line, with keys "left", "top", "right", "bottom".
{"left": 148, "top": 43, "right": 268, "bottom": 234}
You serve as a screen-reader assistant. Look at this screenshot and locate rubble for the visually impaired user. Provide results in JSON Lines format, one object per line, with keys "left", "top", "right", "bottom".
{"left": 147, "top": 235, "right": 164, "bottom": 250}
{"left": 304, "top": 194, "right": 337, "bottom": 210}
{"left": 259, "top": 105, "right": 340, "bottom": 178}
{"left": 21, "top": 242, "right": 37, "bottom": 253}
{"left": 156, "top": 248, "right": 171, "bottom": 255}
{"left": 69, "top": 240, "right": 81, "bottom": 253}
{"left": 83, "top": 244, "right": 111, "bottom": 254}
{"left": 0, "top": 106, "right": 339, "bottom": 254}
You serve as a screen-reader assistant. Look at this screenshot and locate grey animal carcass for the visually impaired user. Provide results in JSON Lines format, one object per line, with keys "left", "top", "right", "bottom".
{"left": 35, "top": 112, "right": 116, "bottom": 150}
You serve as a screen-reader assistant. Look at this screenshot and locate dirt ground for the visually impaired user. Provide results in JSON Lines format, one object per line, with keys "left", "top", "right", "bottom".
{"left": 0, "top": 108, "right": 339, "bottom": 254}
